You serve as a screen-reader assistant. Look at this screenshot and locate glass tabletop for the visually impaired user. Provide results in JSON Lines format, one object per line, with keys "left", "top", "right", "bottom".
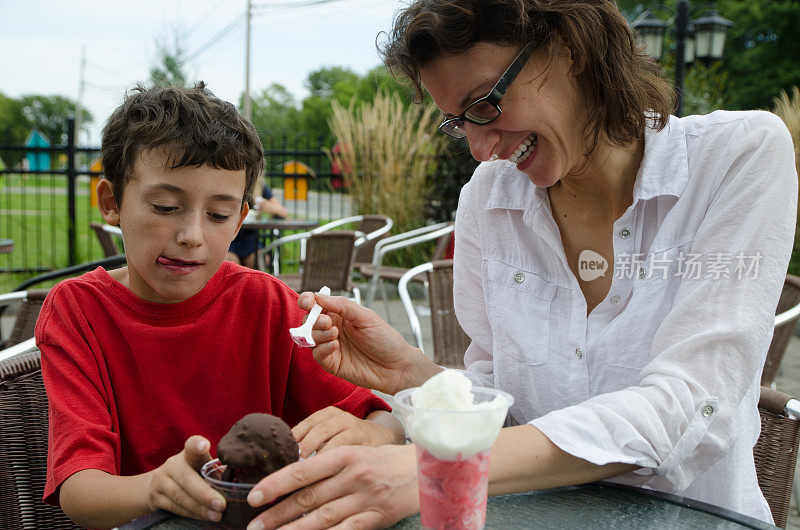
{"left": 118, "top": 482, "right": 776, "bottom": 529}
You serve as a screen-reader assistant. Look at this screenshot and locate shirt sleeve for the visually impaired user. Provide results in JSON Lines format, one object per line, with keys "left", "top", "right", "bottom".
{"left": 531, "top": 112, "right": 798, "bottom": 490}
{"left": 35, "top": 288, "right": 119, "bottom": 506}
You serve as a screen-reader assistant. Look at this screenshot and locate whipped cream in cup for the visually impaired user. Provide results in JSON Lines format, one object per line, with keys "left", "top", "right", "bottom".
{"left": 393, "top": 370, "right": 514, "bottom": 529}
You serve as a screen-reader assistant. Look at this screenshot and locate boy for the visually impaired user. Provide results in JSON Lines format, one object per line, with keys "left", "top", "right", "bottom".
{"left": 34, "top": 83, "right": 403, "bottom": 529}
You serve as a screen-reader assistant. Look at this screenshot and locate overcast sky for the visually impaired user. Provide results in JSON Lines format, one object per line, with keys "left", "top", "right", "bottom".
{"left": 0, "top": 0, "right": 401, "bottom": 145}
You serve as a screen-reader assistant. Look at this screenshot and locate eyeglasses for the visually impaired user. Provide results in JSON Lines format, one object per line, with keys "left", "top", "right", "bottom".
{"left": 438, "top": 41, "right": 535, "bottom": 139}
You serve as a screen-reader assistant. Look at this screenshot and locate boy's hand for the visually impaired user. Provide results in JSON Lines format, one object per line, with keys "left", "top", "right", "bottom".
{"left": 292, "top": 407, "right": 400, "bottom": 458}
{"left": 146, "top": 436, "right": 226, "bottom": 522}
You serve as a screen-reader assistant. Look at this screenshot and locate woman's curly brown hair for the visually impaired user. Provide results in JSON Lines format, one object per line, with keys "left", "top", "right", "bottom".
{"left": 380, "top": 0, "right": 675, "bottom": 151}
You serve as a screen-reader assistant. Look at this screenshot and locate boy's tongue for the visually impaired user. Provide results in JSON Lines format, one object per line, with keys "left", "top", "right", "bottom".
{"left": 158, "top": 256, "right": 198, "bottom": 266}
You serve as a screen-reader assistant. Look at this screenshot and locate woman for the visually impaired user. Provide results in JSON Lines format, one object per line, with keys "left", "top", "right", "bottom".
{"left": 246, "top": 1, "right": 797, "bottom": 528}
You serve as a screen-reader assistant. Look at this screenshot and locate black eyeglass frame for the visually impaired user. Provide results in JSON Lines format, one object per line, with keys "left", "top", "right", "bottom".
{"left": 438, "top": 40, "right": 536, "bottom": 139}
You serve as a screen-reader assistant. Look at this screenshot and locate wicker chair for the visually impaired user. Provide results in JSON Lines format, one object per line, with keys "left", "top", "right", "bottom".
{"left": 399, "top": 260, "right": 470, "bottom": 368}
{"left": 0, "top": 289, "right": 49, "bottom": 351}
{"left": 0, "top": 256, "right": 128, "bottom": 364}
{"left": 90, "top": 222, "right": 123, "bottom": 257}
{"left": 360, "top": 222, "right": 454, "bottom": 314}
{"left": 0, "top": 350, "right": 80, "bottom": 529}
{"left": 754, "top": 385, "right": 800, "bottom": 528}
{"left": 763, "top": 274, "right": 800, "bottom": 388}
{"left": 273, "top": 230, "right": 362, "bottom": 302}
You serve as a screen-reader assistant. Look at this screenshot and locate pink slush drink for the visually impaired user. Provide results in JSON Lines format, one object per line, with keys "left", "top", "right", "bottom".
{"left": 394, "top": 371, "right": 514, "bottom": 530}
{"left": 416, "top": 446, "right": 491, "bottom": 530}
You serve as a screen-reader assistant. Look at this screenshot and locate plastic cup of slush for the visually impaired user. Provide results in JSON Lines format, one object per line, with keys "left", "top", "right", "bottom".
{"left": 393, "top": 386, "right": 514, "bottom": 530}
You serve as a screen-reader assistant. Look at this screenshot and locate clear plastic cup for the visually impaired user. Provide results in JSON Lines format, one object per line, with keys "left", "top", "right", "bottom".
{"left": 393, "top": 385, "right": 514, "bottom": 530}
{"left": 201, "top": 458, "right": 272, "bottom": 529}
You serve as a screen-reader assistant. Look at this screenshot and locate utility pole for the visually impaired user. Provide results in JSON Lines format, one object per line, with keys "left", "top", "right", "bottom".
{"left": 243, "top": 0, "right": 252, "bottom": 121}
{"left": 74, "top": 45, "right": 87, "bottom": 146}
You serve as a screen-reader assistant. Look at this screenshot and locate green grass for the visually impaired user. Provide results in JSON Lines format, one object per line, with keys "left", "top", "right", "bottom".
{"left": 0, "top": 174, "right": 433, "bottom": 293}
{"left": 0, "top": 175, "right": 108, "bottom": 291}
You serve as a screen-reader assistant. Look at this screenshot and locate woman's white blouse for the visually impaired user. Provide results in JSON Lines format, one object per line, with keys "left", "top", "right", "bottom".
{"left": 453, "top": 110, "right": 797, "bottom": 523}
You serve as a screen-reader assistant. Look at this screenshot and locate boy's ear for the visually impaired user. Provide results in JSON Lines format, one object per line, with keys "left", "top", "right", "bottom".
{"left": 96, "top": 179, "right": 121, "bottom": 226}
{"left": 232, "top": 202, "right": 250, "bottom": 239}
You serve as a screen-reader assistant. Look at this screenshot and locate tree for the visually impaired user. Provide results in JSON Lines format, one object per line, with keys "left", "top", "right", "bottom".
{"left": 0, "top": 92, "right": 32, "bottom": 166}
{"left": 717, "top": 0, "right": 800, "bottom": 110}
{"left": 149, "top": 32, "right": 190, "bottom": 88}
{"left": 18, "top": 94, "right": 92, "bottom": 145}
{"left": 246, "top": 83, "right": 302, "bottom": 142}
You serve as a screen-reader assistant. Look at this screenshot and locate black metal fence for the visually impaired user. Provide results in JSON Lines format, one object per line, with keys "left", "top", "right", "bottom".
{"left": 0, "top": 120, "right": 355, "bottom": 278}
{"left": 0, "top": 119, "right": 476, "bottom": 287}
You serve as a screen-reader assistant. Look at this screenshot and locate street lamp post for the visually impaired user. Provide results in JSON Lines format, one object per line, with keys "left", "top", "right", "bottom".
{"left": 633, "top": 1, "right": 733, "bottom": 117}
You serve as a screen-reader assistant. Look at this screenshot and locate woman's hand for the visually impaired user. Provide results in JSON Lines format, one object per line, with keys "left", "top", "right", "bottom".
{"left": 297, "top": 292, "right": 440, "bottom": 394}
{"left": 146, "top": 436, "right": 226, "bottom": 522}
{"left": 247, "top": 444, "right": 419, "bottom": 530}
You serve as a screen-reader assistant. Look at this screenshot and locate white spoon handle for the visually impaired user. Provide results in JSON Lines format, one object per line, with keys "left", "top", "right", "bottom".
{"left": 304, "top": 286, "right": 331, "bottom": 328}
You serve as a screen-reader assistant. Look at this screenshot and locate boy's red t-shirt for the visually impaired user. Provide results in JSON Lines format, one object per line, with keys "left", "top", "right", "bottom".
{"left": 35, "top": 261, "right": 390, "bottom": 506}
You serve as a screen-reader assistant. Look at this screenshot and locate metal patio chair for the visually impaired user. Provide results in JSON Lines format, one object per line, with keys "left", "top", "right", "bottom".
{"left": 270, "top": 230, "right": 363, "bottom": 303}
{"left": 258, "top": 215, "right": 392, "bottom": 276}
{"left": 763, "top": 274, "right": 800, "bottom": 388}
{"left": 89, "top": 222, "right": 123, "bottom": 257}
{"left": 399, "top": 259, "right": 469, "bottom": 368}
{"left": 0, "top": 349, "right": 80, "bottom": 529}
{"left": 359, "top": 222, "right": 454, "bottom": 317}
{"left": 755, "top": 386, "right": 800, "bottom": 528}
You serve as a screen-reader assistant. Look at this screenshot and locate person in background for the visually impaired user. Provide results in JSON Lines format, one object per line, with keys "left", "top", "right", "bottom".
{"left": 242, "top": 1, "right": 797, "bottom": 529}
{"left": 226, "top": 182, "right": 289, "bottom": 269}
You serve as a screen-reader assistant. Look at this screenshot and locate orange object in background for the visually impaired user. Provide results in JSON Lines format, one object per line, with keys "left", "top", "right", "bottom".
{"left": 89, "top": 158, "right": 103, "bottom": 207}
{"left": 282, "top": 160, "right": 314, "bottom": 200}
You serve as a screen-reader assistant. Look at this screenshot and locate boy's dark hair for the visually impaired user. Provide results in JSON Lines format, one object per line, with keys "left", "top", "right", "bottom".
{"left": 379, "top": 0, "right": 675, "bottom": 152}
{"left": 101, "top": 82, "right": 264, "bottom": 206}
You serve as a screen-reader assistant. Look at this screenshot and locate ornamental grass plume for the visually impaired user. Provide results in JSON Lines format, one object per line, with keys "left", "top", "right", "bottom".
{"left": 327, "top": 91, "right": 445, "bottom": 235}
{"left": 772, "top": 86, "right": 800, "bottom": 274}
{"left": 773, "top": 87, "right": 800, "bottom": 176}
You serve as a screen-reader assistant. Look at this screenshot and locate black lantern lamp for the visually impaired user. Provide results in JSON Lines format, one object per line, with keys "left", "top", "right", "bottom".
{"left": 692, "top": 7, "right": 734, "bottom": 62}
{"left": 632, "top": 1, "right": 734, "bottom": 117}
{"left": 632, "top": 9, "right": 668, "bottom": 61}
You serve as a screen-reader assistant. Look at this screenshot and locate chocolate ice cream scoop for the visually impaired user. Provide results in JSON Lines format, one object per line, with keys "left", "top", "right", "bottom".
{"left": 218, "top": 413, "right": 299, "bottom": 484}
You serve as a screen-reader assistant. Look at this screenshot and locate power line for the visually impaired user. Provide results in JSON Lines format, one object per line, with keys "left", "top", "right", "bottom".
{"left": 185, "top": 13, "right": 245, "bottom": 62}
{"left": 184, "top": 0, "right": 233, "bottom": 38}
{"left": 252, "top": 0, "right": 350, "bottom": 9}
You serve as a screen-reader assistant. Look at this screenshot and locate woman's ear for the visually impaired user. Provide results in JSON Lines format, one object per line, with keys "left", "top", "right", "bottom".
{"left": 96, "top": 179, "right": 121, "bottom": 226}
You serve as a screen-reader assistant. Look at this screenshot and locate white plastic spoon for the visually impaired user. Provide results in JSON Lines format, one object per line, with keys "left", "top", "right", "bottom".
{"left": 289, "top": 286, "right": 331, "bottom": 347}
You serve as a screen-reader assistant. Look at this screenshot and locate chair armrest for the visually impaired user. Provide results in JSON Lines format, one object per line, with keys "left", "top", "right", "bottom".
{"left": 101, "top": 224, "right": 123, "bottom": 237}
{"left": 372, "top": 225, "right": 455, "bottom": 268}
{"left": 312, "top": 215, "right": 365, "bottom": 233}
{"left": 365, "top": 218, "right": 394, "bottom": 242}
{"left": 264, "top": 231, "right": 313, "bottom": 252}
{"left": 372, "top": 222, "right": 451, "bottom": 254}
{"left": 0, "top": 291, "right": 29, "bottom": 307}
{"left": 0, "top": 337, "right": 37, "bottom": 363}
{"left": 399, "top": 263, "right": 433, "bottom": 353}
{"left": 775, "top": 302, "right": 800, "bottom": 327}
{"left": 786, "top": 399, "right": 800, "bottom": 420}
